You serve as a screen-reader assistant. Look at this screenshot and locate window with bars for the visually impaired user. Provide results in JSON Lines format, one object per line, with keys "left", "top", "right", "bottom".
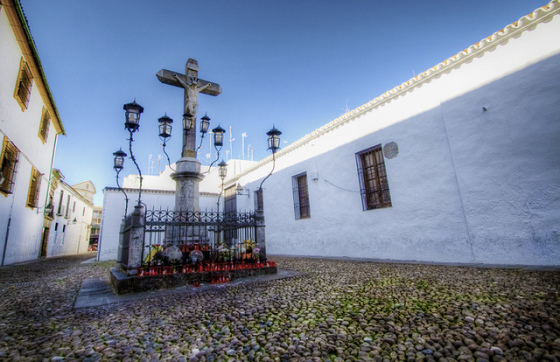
{"left": 57, "top": 190, "right": 64, "bottom": 215}
{"left": 27, "top": 167, "right": 42, "bottom": 208}
{"left": 0, "top": 137, "right": 20, "bottom": 195}
{"left": 38, "top": 107, "right": 50, "bottom": 143}
{"left": 65, "top": 195, "right": 71, "bottom": 218}
{"left": 14, "top": 58, "right": 33, "bottom": 110}
{"left": 356, "top": 145, "right": 392, "bottom": 210}
{"left": 292, "top": 173, "right": 310, "bottom": 219}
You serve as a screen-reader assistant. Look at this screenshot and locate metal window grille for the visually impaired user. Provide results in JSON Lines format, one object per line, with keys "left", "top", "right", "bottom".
{"left": 65, "top": 195, "right": 71, "bottom": 218}
{"left": 16, "top": 62, "right": 32, "bottom": 109}
{"left": 27, "top": 168, "right": 42, "bottom": 208}
{"left": 356, "top": 145, "right": 392, "bottom": 210}
{"left": 57, "top": 191, "right": 64, "bottom": 215}
{"left": 0, "top": 140, "right": 19, "bottom": 194}
{"left": 292, "top": 173, "right": 310, "bottom": 219}
{"left": 39, "top": 109, "right": 50, "bottom": 142}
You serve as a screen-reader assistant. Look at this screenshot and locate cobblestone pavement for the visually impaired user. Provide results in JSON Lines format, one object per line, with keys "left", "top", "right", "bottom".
{"left": 0, "top": 254, "right": 559, "bottom": 361}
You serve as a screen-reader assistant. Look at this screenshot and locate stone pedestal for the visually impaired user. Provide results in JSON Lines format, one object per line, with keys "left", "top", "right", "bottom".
{"left": 110, "top": 266, "right": 278, "bottom": 294}
{"left": 171, "top": 157, "right": 205, "bottom": 212}
{"left": 119, "top": 204, "right": 145, "bottom": 276}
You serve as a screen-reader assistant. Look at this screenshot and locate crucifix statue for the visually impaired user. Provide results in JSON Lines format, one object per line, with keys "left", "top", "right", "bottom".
{"left": 156, "top": 59, "right": 222, "bottom": 158}
{"left": 156, "top": 59, "right": 222, "bottom": 213}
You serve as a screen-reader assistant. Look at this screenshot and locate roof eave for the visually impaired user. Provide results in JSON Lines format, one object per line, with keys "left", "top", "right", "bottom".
{"left": 2, "top": 0, "right": 66, "bottom": 135}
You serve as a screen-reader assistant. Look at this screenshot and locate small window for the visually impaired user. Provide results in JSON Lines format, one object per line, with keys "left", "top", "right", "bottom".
{"left": 65, "top": 195, "right": 71, "bottom": 218}
{"left": 356, "top": 145, "right": 392, "bottom": 210}
{"left": 14, "top": 58, "right": 33, "bottom": 110}
{"left": 57, "top": 191, "right": 64, "bottom": 215}
{"left": 27, "top": 167, "right": 42, "bottom": 208}
{"left": 38, "top": 107, "right": 50, "bottom": 143}
{"left": 82, "top": 207, "right": 85, "bottom": 216}
{"left": 73, "top": 201, "right": 76, "bottom": 213}
{"left": 292, "top": 173, "right": 310, "bottom": 219}
{"left": 0, "top": 137, "right": 20, "bottom": 195}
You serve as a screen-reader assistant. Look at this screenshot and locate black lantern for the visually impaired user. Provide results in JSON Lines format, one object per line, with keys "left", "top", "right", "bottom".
{"left": 183, "top": 113, "right": 194, "bottom": 131}
{"left": 123, "top": 100, "right": 144, "bottom": 132}
{"left": 236, "top": 184, "right": 250, "bottom": 196}
{"left": 200, "top": 113, "right": 210, "bottom": 134}
{"left": 158, "top": 114, "right": 173, "bottom": 140}
{"left": 212, "top": 125, "right": 226, "bottom": 148}
{"left": 218, "top": 159, "right": 228, "bottom": 179}
{"left": 113, "top": 148, "right": 127, "bottom": 171}
{"left": 267, "top": 126, "right": 282, "bottom": 153}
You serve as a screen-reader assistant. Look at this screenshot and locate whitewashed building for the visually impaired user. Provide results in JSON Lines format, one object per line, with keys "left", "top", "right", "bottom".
{"left": 0, "top": 0, "right": 66, "bottom": 265}
{"left": 227, "top": 1, "right": 560, "bottom": 266}
{"left": 44, "top": 171, "right": 95, "bottom": 257}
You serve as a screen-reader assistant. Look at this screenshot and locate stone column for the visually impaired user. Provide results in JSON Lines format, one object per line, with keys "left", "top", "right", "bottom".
{"left": 171, "top": 157, "right": 205, "bottom": 212}
{"left": 124, "top": 204, "right": 145, "bottom": 276}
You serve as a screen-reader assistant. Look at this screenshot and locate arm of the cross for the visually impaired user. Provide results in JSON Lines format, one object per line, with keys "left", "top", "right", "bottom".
{"left": 156, "top": 69, "right": 222, "bottom": 96}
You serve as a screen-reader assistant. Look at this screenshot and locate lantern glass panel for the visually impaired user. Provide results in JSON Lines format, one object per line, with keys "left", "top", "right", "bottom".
{"left": 183, "top": 115, "right": 194, "bottom": 131}
{"left": 159, "top": 123, "right": 172, "bottom": 138}
{"left": 200, "top": 117, "right": 210, "bottom": 133}
{"left": 214, "top": 132, "right": 224, "bottom": 147}
{"left": 218, "top": 161, "right": 227, "bottom": 178}
{"left": 114, "top": 157, "right": 124, "bottom": 169}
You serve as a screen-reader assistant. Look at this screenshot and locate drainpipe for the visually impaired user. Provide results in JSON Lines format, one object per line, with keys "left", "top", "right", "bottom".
{"left": 37, "top": 133, "right": 58, "bottom": 259}
{"left": 1, "top": 179, "right": 18, "bottom": 266}
{"left": 43, "top": 134, "right": 58, "bottom": 212}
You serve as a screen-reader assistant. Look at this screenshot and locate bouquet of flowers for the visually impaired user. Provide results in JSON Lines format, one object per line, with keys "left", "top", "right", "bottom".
{"left": 218, "top": 245, "right": 231, "bottom": 261}
{"left": 253, "top": 247, "right": 261, "bottom": 261}
{"left": 243, "top": 239, "right": 255, "bottom": 253}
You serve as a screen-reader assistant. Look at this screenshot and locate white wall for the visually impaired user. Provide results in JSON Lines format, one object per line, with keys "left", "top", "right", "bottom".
{"left": 97, "top": 188, "right": 219, "bottom": 261}
{"left": 231, "top": 8, "right": 560, "bottom": 266}
{"left": 0, "top": 7, "right": 59, "bottom": 265}
{"left": 46, "top": 181, "right": 94, "bottom": 258}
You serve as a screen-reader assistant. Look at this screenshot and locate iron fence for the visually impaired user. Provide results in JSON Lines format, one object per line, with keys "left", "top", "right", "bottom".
{"left": 141, "top": 208, "right": 261, "bottom": 271}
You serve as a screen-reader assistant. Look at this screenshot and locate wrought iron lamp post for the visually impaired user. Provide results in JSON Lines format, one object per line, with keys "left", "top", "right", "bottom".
{"left": 113, "top": 148, "right": 129, "bottom": 216}
{"left": 259, "top": 126, "right": 282, "bottom": 190}
{"left": 195, "top": 113, "right": 211, "bottom": 155}
{"left": 217, "top": 159, "right": 228, "bottom": 212}
{"left": 158, "top": 114, "right": 173, "bottom": 170}
{"left": 236, "top": 184, "right": 250, "bottom": 197}
{"left": 123, "top": 100, "right": 144, "bottom": 205}
{"left": 204, "top": 124, "right": 226, "bottom": 173}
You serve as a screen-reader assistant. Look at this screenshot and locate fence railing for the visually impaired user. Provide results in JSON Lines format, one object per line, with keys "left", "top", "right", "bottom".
{"left": 139, "top": 209, "right": 262, "bottom": 271}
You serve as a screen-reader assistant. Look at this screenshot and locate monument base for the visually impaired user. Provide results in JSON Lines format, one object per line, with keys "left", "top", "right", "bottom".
{"left": 110, "top": 266, "right": 278, "bottom": 295}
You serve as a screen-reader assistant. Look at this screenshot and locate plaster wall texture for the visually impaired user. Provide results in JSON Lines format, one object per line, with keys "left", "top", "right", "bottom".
{"left": 46, "top": 181, "right": 94, "bottom": 258}
{"left": 232, "top": 10, "right": 560, "bottom": 266}
{"left": 0, "top": 8, "right": 59, "bottom": 265}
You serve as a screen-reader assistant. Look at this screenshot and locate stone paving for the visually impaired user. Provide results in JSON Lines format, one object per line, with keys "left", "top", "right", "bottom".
{"left": 0, "top": 254, "right": 559, "bottom": 361}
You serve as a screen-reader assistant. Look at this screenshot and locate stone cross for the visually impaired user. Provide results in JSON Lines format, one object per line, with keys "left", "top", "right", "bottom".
{"left": 156, "top": 59, "right": 222, "bottom": 158}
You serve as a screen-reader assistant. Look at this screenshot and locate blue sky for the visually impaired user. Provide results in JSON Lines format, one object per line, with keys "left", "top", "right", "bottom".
{"left": 20, "top": 0, "right": 545, "bottom": 206}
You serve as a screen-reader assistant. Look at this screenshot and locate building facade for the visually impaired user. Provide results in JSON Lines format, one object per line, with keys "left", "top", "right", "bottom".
{"left": 0, "top": 0, "right": 66, "bottom": 265}
{"left": 89, "top": 206, "right": 102, "bottom": 250}
{"left": 228, "top": 1, "right": 560, "bottom": 266}
{"left": 44, "top": 172, "right": 95, "bottom": 258}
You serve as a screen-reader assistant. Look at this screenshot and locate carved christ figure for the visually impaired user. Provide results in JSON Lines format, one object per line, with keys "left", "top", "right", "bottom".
{"left": 174, "top": 73, "right": 212, "bottom": 119}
